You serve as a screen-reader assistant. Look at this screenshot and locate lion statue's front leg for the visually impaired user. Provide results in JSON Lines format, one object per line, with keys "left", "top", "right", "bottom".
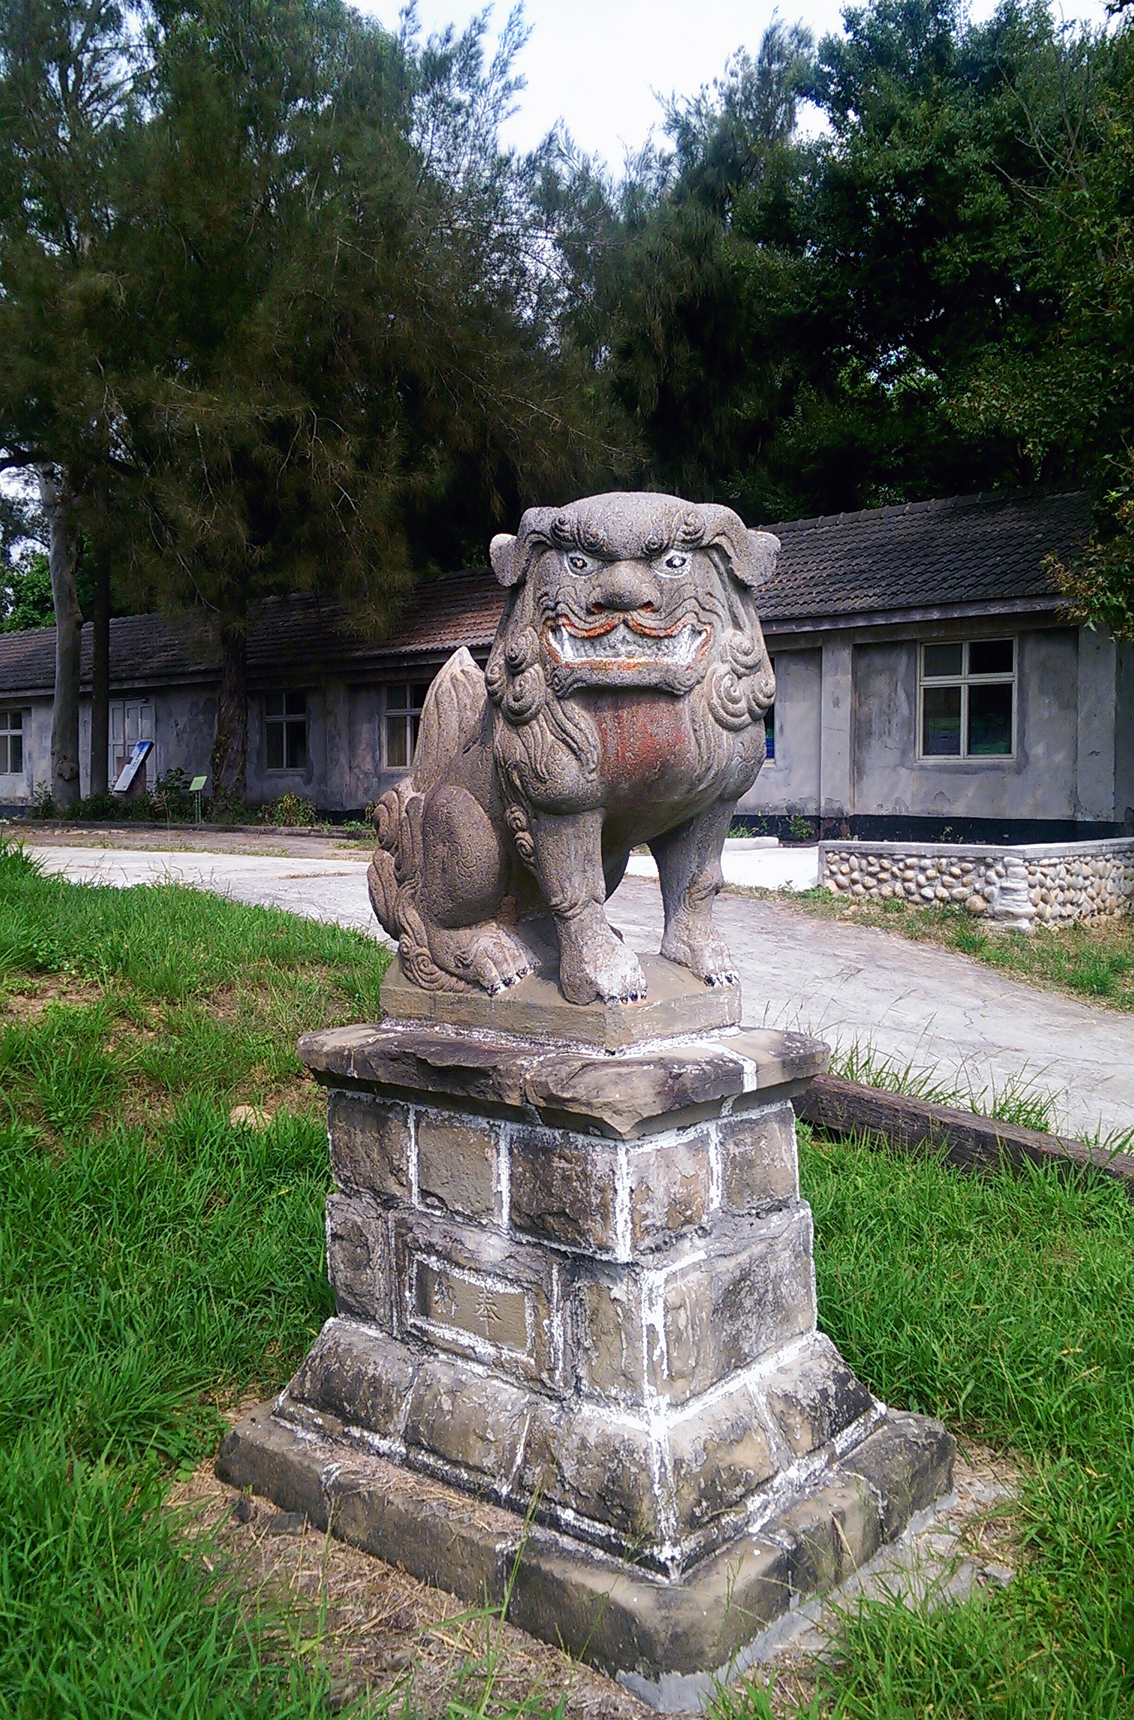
{"left": 525, "top": 807, "right": 647, "bottom": 1005}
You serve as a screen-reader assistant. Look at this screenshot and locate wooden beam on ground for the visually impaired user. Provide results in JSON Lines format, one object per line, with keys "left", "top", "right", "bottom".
{"left": 795, "top": 1074, "right": 1134, "bottom": 1200}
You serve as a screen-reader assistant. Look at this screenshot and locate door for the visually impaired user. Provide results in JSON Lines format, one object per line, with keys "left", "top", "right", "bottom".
{"left": 109, "top": 700, "right": 155, "bottom": 793}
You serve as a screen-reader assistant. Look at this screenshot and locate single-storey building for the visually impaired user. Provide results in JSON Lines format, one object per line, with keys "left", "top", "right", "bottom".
{"left": 1, "top": 487, "right": 1129, "bottom": 841}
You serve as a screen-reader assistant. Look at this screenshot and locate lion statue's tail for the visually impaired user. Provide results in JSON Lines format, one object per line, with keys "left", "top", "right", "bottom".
{"left": 367, "top": 648, "right": 488, "bottom": 991}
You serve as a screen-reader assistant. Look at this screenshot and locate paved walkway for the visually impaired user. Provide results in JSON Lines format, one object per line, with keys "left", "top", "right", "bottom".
{"left": 24, "top": 839, "right": 1134, "bottom": 1144}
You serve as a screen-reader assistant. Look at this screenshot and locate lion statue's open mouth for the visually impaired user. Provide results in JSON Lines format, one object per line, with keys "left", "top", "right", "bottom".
{"left": 543, "top": 615, "right": 711, "bottom": 670}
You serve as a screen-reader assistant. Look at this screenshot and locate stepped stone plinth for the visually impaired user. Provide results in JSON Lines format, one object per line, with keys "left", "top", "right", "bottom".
{"left": 218, "top": 963, "right": 953, "bottom": 1711}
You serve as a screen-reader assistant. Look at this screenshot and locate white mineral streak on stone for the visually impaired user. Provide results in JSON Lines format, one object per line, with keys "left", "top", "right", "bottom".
{"left": 707, "top": 1118, "right": 724, "bottom": 1213}
{"left": 663, "top": 1330, "right": 817, "bottom": 1427}
{"left": 547, "top": 1254, "right": 564, "bottom": 1382}
{"left": 729, "top": 1049, "right": 764, "bottom": 1092}
{"left": 407, "top": 1105, "right": 420, "bottom": 1205}
{"left": 494, "top": 1119, "right": 511, "bottom": 1229}
{"left": 744, "top": 1401, "right": 887, "bottom": 1538}
{"left": 505, "top": 1408, "right": 532, "bottom": 1497}
{"left": 613, "top": 1144, "right": 632, "bottom": 1261}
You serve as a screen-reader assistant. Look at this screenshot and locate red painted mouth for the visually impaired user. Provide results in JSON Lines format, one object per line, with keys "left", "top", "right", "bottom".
{"left": 544, "top": 615, "right": 710, "bottom": 668}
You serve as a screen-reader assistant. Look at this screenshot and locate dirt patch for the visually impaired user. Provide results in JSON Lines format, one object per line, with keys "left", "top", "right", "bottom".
{"left": 11, "top": 821, "right": 369, "bottom": 860}
{"left": 0, "top": 973, "right": 108, "bottom": 1019}
{"left": 168, "top": 1459, "right": 653, "bottom": 1719}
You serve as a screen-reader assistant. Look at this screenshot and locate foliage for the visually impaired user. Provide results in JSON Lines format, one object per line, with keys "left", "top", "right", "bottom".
{"left": 537, "top": 1, "right": 1134, "bottom": 528}
{"left": 0, "top": 0, "right": 623, "bottom": 797}
{"left": 259, "top": 792, "right": 318, "bottom": 828}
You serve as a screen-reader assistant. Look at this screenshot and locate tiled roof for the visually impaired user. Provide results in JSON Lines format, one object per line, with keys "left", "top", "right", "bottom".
{"left": 758, "top": 488, "right": 1090, "bottom": 623}
{"left": 0, "top": 572, "right": 506, "bottom": 698}
{"left": 0, "top": 489, "right": 1091, "bottom": 696}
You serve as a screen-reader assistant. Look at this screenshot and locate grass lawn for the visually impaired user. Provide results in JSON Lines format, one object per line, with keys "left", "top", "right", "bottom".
{"left": 3, "top": 839, "right": 1133, "bottom": 1718}
{"left": 745, "top": 883, "right": 1134, "bottom": 1011}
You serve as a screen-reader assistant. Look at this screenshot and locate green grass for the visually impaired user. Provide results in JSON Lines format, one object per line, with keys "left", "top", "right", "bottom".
{"left": 760, "top": 885, "right": 1134, "bottom": 1012}
{"left": 793, "top": 1127, "right": 1134, "bottom": 1720}
{"left": 0, "top": 840, "right": 389, "bottom": 1718}
{"left": 3, "top": 838, "right": 1134, "bottom": 1718}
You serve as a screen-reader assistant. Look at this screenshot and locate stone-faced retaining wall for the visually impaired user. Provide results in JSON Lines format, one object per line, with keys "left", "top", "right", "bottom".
{"left": 818, "top": 836, "right": 1134, "bottom": 930}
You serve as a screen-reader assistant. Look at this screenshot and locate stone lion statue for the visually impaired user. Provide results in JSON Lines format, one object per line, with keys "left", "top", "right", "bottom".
{"left": 368, "top": 491, "right": 779, "bottom": 1005}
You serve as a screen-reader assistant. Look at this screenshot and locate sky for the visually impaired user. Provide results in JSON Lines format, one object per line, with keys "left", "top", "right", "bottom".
{"left": 357, "top": 0, "right": 1116, "bottom": 168}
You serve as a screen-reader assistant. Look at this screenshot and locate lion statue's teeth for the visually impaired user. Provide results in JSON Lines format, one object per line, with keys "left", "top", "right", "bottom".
{"left": 548, "top": 621, "right": 707, "bottom": 667}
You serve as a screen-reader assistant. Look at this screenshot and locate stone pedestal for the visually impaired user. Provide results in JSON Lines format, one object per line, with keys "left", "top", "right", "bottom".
{"left": 219, "top": 965, "right": 953, "bottom": 1710}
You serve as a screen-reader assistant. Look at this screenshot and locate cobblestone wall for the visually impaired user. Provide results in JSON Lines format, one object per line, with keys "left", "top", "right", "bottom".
{"left": 818, "top": 837, "right": 1134, "bottom": 929}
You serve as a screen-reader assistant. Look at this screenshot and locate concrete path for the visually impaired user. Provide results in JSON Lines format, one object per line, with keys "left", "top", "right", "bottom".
{"left": 25, "top": 841, "right": 1134, "bottom": 1144}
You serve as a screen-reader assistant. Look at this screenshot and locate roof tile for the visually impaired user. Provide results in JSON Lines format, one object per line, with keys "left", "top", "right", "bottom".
{"left": 0, "top": 490, "right": 1091, "bottom": 697}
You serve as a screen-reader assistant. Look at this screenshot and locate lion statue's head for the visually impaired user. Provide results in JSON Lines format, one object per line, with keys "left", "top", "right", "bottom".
{"left": 484, "top": 494, "right": 779, "bottom": 798}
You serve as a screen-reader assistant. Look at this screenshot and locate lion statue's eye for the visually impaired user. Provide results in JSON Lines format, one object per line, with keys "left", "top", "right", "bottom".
{"left": 658, "top": 552, "right": 689, "bottom": 576}
{"left": 566, "top": 552, "right": 594, "bottom": 575}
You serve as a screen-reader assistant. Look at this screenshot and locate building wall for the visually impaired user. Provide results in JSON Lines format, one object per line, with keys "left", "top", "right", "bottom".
{"left": 736, "top": 648, "right": 822, "bottom": 818}
{"left": 852, "top": 627, "right": 1079, "bottom": 823}
{"left": 734, "top": 623, "right": 1113, "bottom": 832}
{"left": 3, "top": 618, "right": 1124, "bottom": 832}
{"left": 1112, "top": 639, "right": 1134, "bottom": 829}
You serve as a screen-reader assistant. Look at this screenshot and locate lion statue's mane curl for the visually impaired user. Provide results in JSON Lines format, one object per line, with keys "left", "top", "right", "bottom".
{"left": 368, "top": 491, "right": 779, "bottom": 1006}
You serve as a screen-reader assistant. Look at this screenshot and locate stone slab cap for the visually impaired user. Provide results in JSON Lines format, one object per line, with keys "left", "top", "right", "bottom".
{"left": 381, "top": 952, "right": 742, "bottom": 1048}
{"left": 298, "top": 1020, "right": 830, "bottom": 1139}
{"left": 216, "top": 1400, "right": 954, "bottom": 1710}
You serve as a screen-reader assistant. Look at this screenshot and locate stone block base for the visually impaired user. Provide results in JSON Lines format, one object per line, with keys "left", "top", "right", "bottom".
{"left": 230, "top": 1014, "right": 955, "bottom": 1706}
{"left": 218, "top": 1401, "right": 954, "bottom": 1712}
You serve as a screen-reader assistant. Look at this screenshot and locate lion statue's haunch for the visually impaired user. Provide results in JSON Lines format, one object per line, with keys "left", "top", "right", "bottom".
{"left": 368, "top": 492, "right": 779, "bottom": 1005}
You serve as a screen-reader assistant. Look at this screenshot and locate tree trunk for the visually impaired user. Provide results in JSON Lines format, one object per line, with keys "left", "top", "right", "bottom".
{"left": 210, "top": 614, "right": 248, "bottom": 810}
{"left": 38, "top": 463, "right": 82, "bottom": 811}
{"left": 89, "top": 543, "right": 111, "bottom": 797}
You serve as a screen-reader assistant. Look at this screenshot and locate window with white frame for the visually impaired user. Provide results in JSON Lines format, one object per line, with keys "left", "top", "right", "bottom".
{"left": 384, "top": 681, "right": 432, "bottom": 769}
{"left": 919, "top": 639, "right": 1015, "bottom": 759}
{"left": 265, "top": 692, "right": 307, "bottom": 770}
{"left": 0, "top": 710, "right": 23, "bottom": 774}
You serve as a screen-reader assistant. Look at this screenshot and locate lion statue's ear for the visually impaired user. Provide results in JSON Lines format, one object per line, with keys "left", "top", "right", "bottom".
{"left": 699, "top": 505, "right": 781, "bottom": 589}
{"left": 490, "top": 533, "right": 520, "bottom": 587}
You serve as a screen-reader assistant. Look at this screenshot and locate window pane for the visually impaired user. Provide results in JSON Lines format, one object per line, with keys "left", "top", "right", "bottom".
{"left": 10, "top": 735, "right": 21, "bottom": 773}
{"left": 387, "top": 715, "right": 408, "bottom": 767}
{"left": 922, "top": 685, "right": 962, "bottom": 755}
{"left": 266, "top": 693, "right": 284, "bottom": 717}
{"left": 266, "top": 725, "right": 284, "bottom": 769}
{"left": 969, "top": 639, "right": 1013, "bottom": 677}
{"left": 285, "top": 691, "right": 306, "bottom": 716}
{"left": 764, "top": 706, "right": 775, "bottom": 760}
{"left": 412, "top": 683, "right": 432, "bottom": 710}
{"left": 968, "top": 682, "right": 1013, "bottom": 755}
{"left": 410, "top": 713, "right": 421, "bottom": 757}
{"left": 286, "top": 724, "right": 307, "bottom": 769}
{"left": 923, "top": 643, "right": 962, "bottom": 678}
{"left": 387, "top": 685, "right": 407, "bottom": 709}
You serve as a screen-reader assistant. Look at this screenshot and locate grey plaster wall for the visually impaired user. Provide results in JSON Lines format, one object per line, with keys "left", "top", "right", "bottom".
{"left": 1113, "top": 639, "right": 1134, "bottom": 828}
{"left": 736, "top": 648, "right": 822, "bottom": 817}
{"left": 852, "top": 628, "right": 1079, "bottom": 823}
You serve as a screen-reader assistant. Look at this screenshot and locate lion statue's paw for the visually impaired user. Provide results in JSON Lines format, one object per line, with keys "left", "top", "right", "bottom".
{"left": 428, "top": 923, "right": 534, "bottom": 996}
{"left": 661, "top": 926, "right": 740, "bottom": 989}
{"left": 561, "top": 937, "right": 647, "bottom": 1006}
